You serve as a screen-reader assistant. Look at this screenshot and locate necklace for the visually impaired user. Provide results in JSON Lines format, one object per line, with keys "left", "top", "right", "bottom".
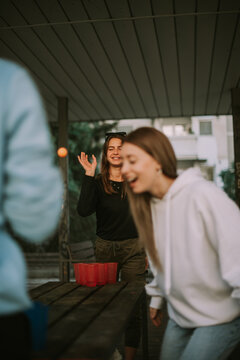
{"left": 110, "top": 180, "right": 122, "bottom": 192}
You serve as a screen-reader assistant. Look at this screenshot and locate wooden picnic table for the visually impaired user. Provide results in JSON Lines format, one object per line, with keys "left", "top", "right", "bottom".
{"left": 30, "top": 281, "right": 148, "bottom": 360}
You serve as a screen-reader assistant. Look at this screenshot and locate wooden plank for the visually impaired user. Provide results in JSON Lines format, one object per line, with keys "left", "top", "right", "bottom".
{"left": 152, "top": 0, "right": 182, "bottom": 116}
{"left": 34, "top": 282, "right": 127, "bottom": 359}
{"left": 206, "top": 0, "right": 239, "bottom": 114}
{"left": 217, "top": 13, "right": 240, "bottom": 114}
{"left": 29, "top": 281, "right": 63, "bottom": 299}
{"left": 107, "top": 0, "right": 160, "bottom": 117}
{"left": 75, "top": 0, "right": 146, "bottom": 118}
{"left": 62, "top": 281, "right": 145, "bottom": 360}
{"left": 36, "top": 282, "right": 79, "bottom": 306}
{"left": 107, "top": 20, "right": 158, "bottom": 117}
{"left": 0, "top": 3, "right": 90, "bottom": 120}
{"left": 195, "top": 11, "right": 218, "bottom": 114}
{"left": 174, "top": 0, "right": 196, "bottom": 116}
{"left": 48, "top": 285, "right": 100, "bottom": 327}
{"left": 39, "top": 0, "right": 120, "bottom": 120}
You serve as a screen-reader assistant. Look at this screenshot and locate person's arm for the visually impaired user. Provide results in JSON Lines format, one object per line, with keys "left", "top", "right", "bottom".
{"left": 145, "top": 258, "right": 165, "bottom": 327}
{"left": 77, "top": 175, "right": 98, "bottom": 216}
{"left": 198, "top": 183, "right": 240, "bottom": 300}
{"left": 3, "top": 65, "right": 63, "bottom": 243}
{"left": 77, "top": 152, "right": 98, "bottom": 216}
{"left": 145, "top": 255, "right": 164, "bottom": 304}
{"left": 145, "top": 275, "right": 164, "bottom": 309}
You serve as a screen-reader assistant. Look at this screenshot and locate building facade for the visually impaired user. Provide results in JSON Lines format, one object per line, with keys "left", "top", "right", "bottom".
{"left": 110, "top": 115, "right": 234, "bottom": 186}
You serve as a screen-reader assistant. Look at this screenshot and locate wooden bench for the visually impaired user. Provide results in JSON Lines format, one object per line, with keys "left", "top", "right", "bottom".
{"left": 30, "top": 281, "right": 148, "bottom": 360}
{"left": 65, "top": 240, "right": 96, "bottom": 263}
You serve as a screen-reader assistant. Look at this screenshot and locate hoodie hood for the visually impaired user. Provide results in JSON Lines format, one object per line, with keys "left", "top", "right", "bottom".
{"left": 167, "top": 167, "right": 205, "bottom": 197}
{"left": 151, "top": 167, "right": 205, "bottom": 204}
{"left": 150, "top": 167, "right": 205, "bottom": 296}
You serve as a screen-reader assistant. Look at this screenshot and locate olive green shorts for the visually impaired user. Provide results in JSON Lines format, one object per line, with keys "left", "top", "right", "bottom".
{"left": 95, "top": 236, "right": 146, "bottom": 283}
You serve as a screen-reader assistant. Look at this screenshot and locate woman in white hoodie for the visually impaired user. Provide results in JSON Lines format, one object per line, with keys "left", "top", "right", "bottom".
{"left": 121, "top": 127, "right": 240, "bottom": 360}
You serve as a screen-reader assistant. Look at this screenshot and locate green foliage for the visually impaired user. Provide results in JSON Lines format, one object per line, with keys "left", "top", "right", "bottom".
{"left": 219, "top": 165, "right": 236, "bottom": 201}
{"left": 20, "top": 120, "right": 117, "bottom": 252}
{"left": 67, "top": 121, "right": 117, "bottom": 245}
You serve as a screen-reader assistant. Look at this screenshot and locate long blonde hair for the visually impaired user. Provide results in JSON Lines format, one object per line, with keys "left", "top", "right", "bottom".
{"left": 123, "top": 127, "right": 178, "bottom": 269}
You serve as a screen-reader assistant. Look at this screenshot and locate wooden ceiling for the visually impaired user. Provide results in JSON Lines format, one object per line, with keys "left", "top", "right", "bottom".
{"left": 0, "top": 0, "right": 239, "bottom": 122}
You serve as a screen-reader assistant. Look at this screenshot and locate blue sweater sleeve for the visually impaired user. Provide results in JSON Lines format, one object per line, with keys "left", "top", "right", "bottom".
{"left": 3, "top": 64, "right": 63, "bottom": 242}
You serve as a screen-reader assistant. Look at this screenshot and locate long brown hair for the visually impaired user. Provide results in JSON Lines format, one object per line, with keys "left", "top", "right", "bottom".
{"left": 123, "top": 127, "right": 178, "bottom": 269}
{"left": 98, "top": 134, "right": 126, "bottom": 196}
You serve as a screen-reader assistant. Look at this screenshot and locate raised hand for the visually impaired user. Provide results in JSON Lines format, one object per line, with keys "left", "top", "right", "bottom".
{"left": 77, "top": 152, "right": 97, "bottom": 177}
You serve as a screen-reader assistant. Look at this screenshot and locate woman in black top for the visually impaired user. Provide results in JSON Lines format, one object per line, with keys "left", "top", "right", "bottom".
{"left": 77, "top": 133, "right": 146, "bottom": 360}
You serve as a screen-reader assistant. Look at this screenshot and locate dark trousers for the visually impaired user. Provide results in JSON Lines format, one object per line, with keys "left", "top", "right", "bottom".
{"left": 0, "top": 312, "right": 31, "bottom": 360}
{"left": 95, "top": 236, "right": 146, "bottom": 348}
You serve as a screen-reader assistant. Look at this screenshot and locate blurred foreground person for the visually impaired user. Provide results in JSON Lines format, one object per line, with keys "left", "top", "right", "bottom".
{"left": 0, "top": 59, "right": 63, "bottom": 359}
{"left": 121, "top": 127, "right": 240, "bottom": 360}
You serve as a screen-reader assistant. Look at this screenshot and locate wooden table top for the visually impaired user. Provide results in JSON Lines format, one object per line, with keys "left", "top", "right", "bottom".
{"left": 30, "top": 281, "right": 146, "bottom": 360}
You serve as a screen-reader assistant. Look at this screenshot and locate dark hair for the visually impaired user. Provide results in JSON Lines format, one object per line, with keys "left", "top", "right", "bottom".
{"left": 98, "top": 133, "right": 126, "bottom": 196}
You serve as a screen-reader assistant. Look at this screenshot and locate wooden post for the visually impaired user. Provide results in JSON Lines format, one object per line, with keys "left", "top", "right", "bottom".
{"left": 231, "top": 88, "right": 240, "bottom": 208}
{"left": 58, "top": 97, "right": 70, "bottom": 281}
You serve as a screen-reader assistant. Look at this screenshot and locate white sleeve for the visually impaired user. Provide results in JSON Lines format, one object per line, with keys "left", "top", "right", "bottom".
{"left": 199, "top": 183, "right": 240, "bottom": 300}
{"left": 3, "top": 67, "right": 63, "bottom": 243}
{"left": 145, "top": 256, "right": 164, "bottom": 309}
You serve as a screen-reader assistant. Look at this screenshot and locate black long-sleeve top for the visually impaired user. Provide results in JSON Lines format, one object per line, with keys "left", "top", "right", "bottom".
{"left": 77, "top": 175, "right": 138, "bottom": 241}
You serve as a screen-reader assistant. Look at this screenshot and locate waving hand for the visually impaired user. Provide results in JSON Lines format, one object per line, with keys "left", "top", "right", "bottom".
{"left": 77, "top": 152, "right": 97, "bottom": 177}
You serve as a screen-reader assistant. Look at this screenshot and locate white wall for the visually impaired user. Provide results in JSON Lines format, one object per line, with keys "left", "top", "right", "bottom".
{"left": 107, "top": 115, "right": 233, "bottom": 186}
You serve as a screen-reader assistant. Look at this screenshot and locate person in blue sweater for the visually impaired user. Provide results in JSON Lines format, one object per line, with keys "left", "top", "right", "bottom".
{"left": 0, "top": 59, "right": 63, "bottom": 359}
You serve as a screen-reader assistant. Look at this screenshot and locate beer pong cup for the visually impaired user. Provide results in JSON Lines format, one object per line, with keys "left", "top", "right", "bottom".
{"left": 96, "top": 263, "right": 107, "bottom": 285}
{"left": 79, "top": 263, "right": 88, "bottom": 285}
{"left": 106, "top": 262, "right": 118, "bottom": 284}
{"left": 86, "top": 264, "right": 97, "bottom": 287}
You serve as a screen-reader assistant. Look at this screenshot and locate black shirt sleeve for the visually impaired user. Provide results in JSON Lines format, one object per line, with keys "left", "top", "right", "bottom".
{"left": 77, "top": 175, "right": 97, "bottom": 217}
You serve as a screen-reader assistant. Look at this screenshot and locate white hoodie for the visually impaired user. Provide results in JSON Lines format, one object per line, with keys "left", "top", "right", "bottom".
{"left": 146, "top": 168, "right": 240, "bottom": 328}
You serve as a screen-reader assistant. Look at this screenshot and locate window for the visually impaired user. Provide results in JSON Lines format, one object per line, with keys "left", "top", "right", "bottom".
{"left": 200, "top": 121, "right": 212, "bottom": 135}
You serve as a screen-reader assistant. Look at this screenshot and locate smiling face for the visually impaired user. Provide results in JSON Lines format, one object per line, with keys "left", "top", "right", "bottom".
{"left": 121, "top": 142, "right": 161, "bottom": 194}
{"left": 106, "top": 137, "right": 123, "bottom": 167}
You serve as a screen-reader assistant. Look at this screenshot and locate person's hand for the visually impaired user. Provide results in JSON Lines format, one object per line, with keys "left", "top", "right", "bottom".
{"left": 77, "top": 152, "right": 97, "bottom": 177}
{"left": 149, "top": 307, "right": 162, "bottom": 327}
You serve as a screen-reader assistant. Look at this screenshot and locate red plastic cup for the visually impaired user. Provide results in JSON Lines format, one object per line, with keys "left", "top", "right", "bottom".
{"left": 79, "top": 263, "right": 88, "bottom": 285}
{"left": 86, "top": 264, "right": 97, "bottom": 287}
{"left": 106, "top": 263, "right": 118, "bottom": 284}
{"left": 96, "top": 263, "right": 107, "bottom": 285}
